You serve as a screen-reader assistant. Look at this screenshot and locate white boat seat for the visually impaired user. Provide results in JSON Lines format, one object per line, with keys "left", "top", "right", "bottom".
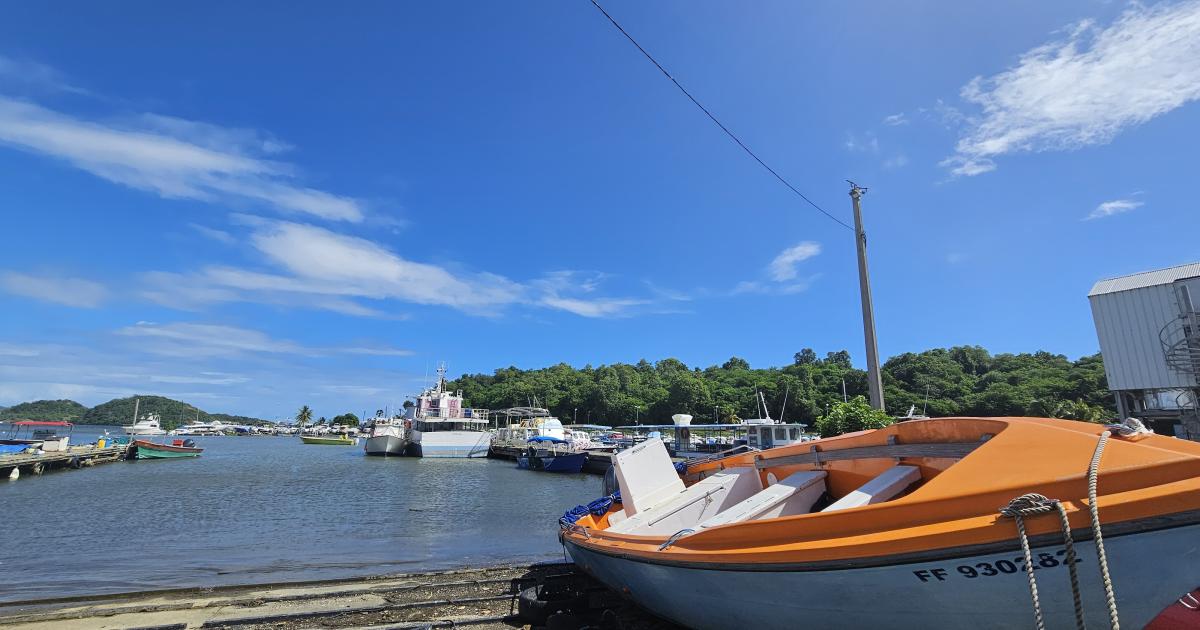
{"left": 698, "top": 470, "right": 827, "bottom": 529}
{"left": 613, "top": 438, "right": 686, "bottom": 517}
{"left": 608, "top": 466, "right": 762, "bottom": 536}
{"left": 822, "top": 465, "right": 921, "bottom": 512}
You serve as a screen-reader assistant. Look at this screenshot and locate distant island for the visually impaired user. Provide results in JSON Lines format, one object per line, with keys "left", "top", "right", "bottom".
{"left": 0, "top": 396, "right": 270, "bottom": 429}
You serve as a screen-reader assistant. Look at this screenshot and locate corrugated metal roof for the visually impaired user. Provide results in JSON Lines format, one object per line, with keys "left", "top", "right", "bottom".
{"left": 1089, "top": 262, "right": 1200, "bottom": 297}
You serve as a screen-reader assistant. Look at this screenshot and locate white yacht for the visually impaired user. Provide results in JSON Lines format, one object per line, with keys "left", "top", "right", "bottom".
{"left": 492, "top": 409, "right": 568, "bottom": 448}
{"left": 123, "top": 412, "right": 167, "bottom": 436}
{"left": 363, "top": 415, "right": 410, "bottom": 456}
{"left": 402, "top": 364, "right": 490, "bottom": 458}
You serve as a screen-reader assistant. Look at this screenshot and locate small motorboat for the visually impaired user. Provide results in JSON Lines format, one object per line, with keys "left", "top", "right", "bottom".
{"left": 134, "top": 438, "right": 203, "bottom": 459}
{"left": 300, "top": 435, "right": 358, "bottom": 446}
{"left": 517, "top": 436, "right": 587, "bottom": 473}
{"left": 559, "top": 417, "right": 1200, "bottom": 629}
{"left": 1, "top": 421, "right": 73, "bottom": 452}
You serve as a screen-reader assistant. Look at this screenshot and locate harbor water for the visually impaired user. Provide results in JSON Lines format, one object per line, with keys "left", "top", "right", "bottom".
{"left": 0, "top": 425, "right": 599, "bottom": 603}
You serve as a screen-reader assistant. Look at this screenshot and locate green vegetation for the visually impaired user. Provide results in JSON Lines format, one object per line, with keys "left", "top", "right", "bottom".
{"left": 332, "top": 413, "right": 360, "bottom": 426}
{"left": 296, "top": 405, "right": 313, "bottom": 429}
{"left": 0, "top": 396, "right": 270, "bottom": 430}
{"left": 448, "top": 346, "right": 1116, "bottom": 432}
{"left": 813, "top": 396, "right": 895, "bottom": 437}
{"left": 0, "top": 399, "right": 89, "bottom": 422}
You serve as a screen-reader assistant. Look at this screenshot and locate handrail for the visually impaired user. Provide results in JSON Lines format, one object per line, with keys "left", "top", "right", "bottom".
{"left": 754, "top": 441, "right": 981, "bottom": 469}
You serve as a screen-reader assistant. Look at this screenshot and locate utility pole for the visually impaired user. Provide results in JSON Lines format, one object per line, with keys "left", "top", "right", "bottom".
{"left": 850, "top": 182, "right": 885, "bottom": 411}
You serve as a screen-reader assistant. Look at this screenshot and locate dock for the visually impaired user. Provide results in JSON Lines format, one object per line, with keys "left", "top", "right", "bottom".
{"left": 0, "top": 443, "right": 132, "bottom": 480}
{"left": 0, "top": 563, "right": 680, "bottom": 630}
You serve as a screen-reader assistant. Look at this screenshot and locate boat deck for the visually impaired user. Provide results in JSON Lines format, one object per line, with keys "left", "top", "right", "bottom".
{"left": 487, "top": 445, "right": 624, "bottom": 474}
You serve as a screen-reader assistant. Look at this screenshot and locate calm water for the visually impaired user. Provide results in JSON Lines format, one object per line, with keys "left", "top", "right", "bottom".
{"left": 0, "top": 425, "right": 601, "bottom": 602}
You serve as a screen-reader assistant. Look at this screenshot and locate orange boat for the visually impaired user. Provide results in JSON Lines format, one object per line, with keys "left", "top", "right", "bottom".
{"left": 559, "top": 417, "right": 1200, "bottom": 629}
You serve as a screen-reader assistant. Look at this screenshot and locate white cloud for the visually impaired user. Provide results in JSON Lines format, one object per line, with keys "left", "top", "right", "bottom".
{"left": 944, "top": 2, "right": 1200, "bottom": 176}
{"left": 115, "top": 321, "right": 412, "bottom": 358}
{"left": 844, "top": 132, "right": 880, "bottom": 154}
{"left": 188, "top": 223, "right": 236, "bottom": 244}
{"left": 0, "top": 271, "right": 107, "bottom": 307}
{"left": 1085, "top": 198, "right": 1143, "bottom": 220}
{"left": 883, "top": 154, "right": 910, "bottom": 170}
{"left": 0, "top": 96, "right": 363, "bottom": 221}
{"left": 882, "top": 113, "right": 908, "bottom": 126}
{"left": 767, "top": 241, "right": 822, "bottom": 282}
{"left": 533, "top": 271, "right": 647, "bottom": 318}
{"left": 0, "top": 54, "right": 89, "bottom": 95}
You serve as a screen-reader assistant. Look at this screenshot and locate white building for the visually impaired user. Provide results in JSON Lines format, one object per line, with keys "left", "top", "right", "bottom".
{"left": 1089, "top": 262, "right": 1200, "bottom": 438}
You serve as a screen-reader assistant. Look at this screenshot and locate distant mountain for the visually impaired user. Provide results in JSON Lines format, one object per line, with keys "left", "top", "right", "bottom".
{"left": 81, "top": 396, "right": 269, "bottom": 429}
{"left": 0, "top": 399, "right": 88, "bottom": 422}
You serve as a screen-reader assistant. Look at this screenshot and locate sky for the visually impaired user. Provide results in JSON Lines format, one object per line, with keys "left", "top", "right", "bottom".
{"left": 1, "top": 0, "right": 1198, "bottom": 419}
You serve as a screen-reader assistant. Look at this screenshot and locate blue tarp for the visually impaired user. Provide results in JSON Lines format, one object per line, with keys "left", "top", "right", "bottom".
{"left": 559, "top": 490, "right": 622, "bottom": 528}
{"left": 0, "top": 444, "right": 30, "bottom": 455}
{"left": 528, "top": 436, "right": 568, "bottom": 444}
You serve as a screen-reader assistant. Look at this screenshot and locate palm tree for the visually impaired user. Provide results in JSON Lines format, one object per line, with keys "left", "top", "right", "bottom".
{"left": 295, "top": 405, "right": 313, "bottom": 430}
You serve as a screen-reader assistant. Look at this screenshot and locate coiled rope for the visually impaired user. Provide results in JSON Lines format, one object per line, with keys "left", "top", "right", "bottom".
{"left": 1000, "top": 418, "right": 1150, "bottom": 630}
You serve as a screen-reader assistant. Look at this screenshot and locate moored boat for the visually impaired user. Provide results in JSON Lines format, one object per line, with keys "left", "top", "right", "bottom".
{"left": 300, "top": 435, "right": 358, "bottom": 446}
{"left": 559, "top": 417, "right": 1200, "bottom": 629}
{"left": 517, "top": 436, "right": 587, "bottom": 473}
{"left": 363, "top": 416, "right": 411, "bottom": 456}
{"left": 1, "top": 420, "right": 73, "bottom": 452}
{"left": 135, "top": 438, "right": 203, "bottom": 458}
{"left": 403, "top": 363, "right": 490, "bottom": 458}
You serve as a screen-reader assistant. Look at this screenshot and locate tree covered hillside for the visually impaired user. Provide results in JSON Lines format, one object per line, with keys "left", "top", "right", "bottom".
{"left": 448, "top": 346, "right": 1114, "bottom": 426}
{"left": 0, "top": 399, "right": 89, "bottom": 422}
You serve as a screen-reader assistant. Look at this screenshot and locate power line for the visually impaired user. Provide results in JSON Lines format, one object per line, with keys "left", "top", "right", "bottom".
{"left": 588, "top": 0, "right": 854, "bottom": 231}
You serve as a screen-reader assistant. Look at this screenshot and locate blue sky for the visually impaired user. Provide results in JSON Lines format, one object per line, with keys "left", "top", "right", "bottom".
{"left": 1, "top": 1, "right": 1197, "bottom": 419}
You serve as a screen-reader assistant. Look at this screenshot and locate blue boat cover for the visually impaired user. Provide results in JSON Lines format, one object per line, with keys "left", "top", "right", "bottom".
{"left": 527, "top": 436, "right": 568, "bottom": 444}
{"left": 559, "top": 490, "right": 622, "bottom": 528}
{"left": 0, "top": 444, "right": 30, "bottom": 455}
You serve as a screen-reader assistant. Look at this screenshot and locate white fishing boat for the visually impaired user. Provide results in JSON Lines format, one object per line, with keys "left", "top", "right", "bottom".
{"left": 492, "top": 409, "right": 568, "bottom": 448}
{"left": 363, "top": 415, "right": 411, "bottom": 456}
{"left": 403, "top": 363, "right": 490, "bottom": 458}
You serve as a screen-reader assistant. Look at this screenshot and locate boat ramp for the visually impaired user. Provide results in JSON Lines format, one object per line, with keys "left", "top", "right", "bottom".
{"left": 0, "top": 563, "right": 679, "bottom": 630}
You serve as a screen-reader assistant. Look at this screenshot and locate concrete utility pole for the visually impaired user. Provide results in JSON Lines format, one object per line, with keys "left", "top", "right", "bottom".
{"left": 849, "top": 182, "right": 885, "bottom": 411}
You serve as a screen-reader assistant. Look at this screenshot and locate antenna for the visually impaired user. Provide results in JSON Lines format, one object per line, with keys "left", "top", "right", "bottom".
{"left": 779, "top": 384, "right": 790, "bottom": 423}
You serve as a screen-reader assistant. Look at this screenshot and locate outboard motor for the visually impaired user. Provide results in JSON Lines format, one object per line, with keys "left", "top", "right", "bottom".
{"left": 602, "top": 464, "right": 619, "bottom": 496}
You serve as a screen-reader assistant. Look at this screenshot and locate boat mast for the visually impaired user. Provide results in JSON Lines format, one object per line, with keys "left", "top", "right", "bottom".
{"left": 132, "top": 398, "right": 140, "bottom": 424}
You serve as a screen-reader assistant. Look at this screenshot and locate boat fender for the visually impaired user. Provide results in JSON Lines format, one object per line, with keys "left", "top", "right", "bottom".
{"left": 69, "top": 456, "right": 81, "bottom": 469}
{"left": 680, "top": 427, "right": 690, "bottom": 442}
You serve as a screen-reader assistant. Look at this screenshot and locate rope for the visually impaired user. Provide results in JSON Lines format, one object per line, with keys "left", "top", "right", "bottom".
{"left": 1088, "top": 431, "right": 1120, "bottom": 629}
{"left": 1000, "top": 493, "right": 1084, "bottom": 630}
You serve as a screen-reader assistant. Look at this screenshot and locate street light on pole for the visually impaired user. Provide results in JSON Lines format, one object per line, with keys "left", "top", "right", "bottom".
{"left": 573, "top": 407, "right": 577, "bottom": 424}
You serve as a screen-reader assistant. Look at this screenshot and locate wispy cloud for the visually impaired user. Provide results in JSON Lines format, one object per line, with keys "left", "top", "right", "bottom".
{"left": 534, "top": 271, "right": 647, "bottom": 318}
{"left": 116, "top": 321, "right": 412, "bottom": 358}
{"left": 844, "top": 132, "right": 880, "bottom": 154}
{"left": 768, "top": 242, "right": 821, "bottom": 282}
{"left": 0, "top": 96, "right": 364, "bottom": 221}
{"left": 882, "top": 154, "right": 909, "bottom": 170}
{"left": 1085, "top": 198, "right": 1143, "bottom": 220}
{"left": 0, "top": 271, "right": 108, "bottom": 308}
{"left": 882, "top": 113, "right": 908, "bottom": 126}
{"left": 188, "top": 222, "right": 236, "bottom": 244}
{"left": 943, "top": 2, "right": 1200, "bottom": 176}
{"left": 0, "top": 54, "right": 89, "bottom": 95}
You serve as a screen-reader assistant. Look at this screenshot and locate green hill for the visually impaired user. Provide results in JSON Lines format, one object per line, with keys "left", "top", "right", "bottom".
{"left": 81, "top": 396, "right": 266, "bottom": 429}
{"left": 0, "top": 399, "right": 89, "bottom": 422}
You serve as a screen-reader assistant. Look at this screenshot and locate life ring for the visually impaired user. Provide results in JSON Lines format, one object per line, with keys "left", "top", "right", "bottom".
{"left": 680, "top": 427, "right": 691, "bottom": 442}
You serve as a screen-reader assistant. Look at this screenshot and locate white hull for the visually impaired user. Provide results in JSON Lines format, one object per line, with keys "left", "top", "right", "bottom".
{"left": 412, "top": 430, "right": 490, "bottom": 458}
{"left": 364, "top": 434, "right": 409, "bottom": 456}
{"left": 566, "top": 522, "right": 1200, "bottom": 629}
{"left": 123, "top": 426, "right": 166, "bottom": 436}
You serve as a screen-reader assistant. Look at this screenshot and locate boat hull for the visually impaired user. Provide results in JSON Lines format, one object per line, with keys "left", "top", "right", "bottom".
{"left": 518, "top": 451, "right": 586, "bottom": 473}
{"left": 565, "top": 521, "right": 1200, "bottom": 630}
{"left": 411, "top": 430, "right": 490, "bottom": 458}
{"left": 364, "top": 434, "right": 410, "bottom": 456}
{"left": 300, "top": 436, "right": 358, "bottom": 446}
{"left": 134, "top": 441, "right": 203, "bottom": 459}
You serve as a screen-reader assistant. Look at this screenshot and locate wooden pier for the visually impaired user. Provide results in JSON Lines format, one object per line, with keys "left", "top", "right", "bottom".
{"left": 0, "top": 443, "right": 132, "bottom": 480}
